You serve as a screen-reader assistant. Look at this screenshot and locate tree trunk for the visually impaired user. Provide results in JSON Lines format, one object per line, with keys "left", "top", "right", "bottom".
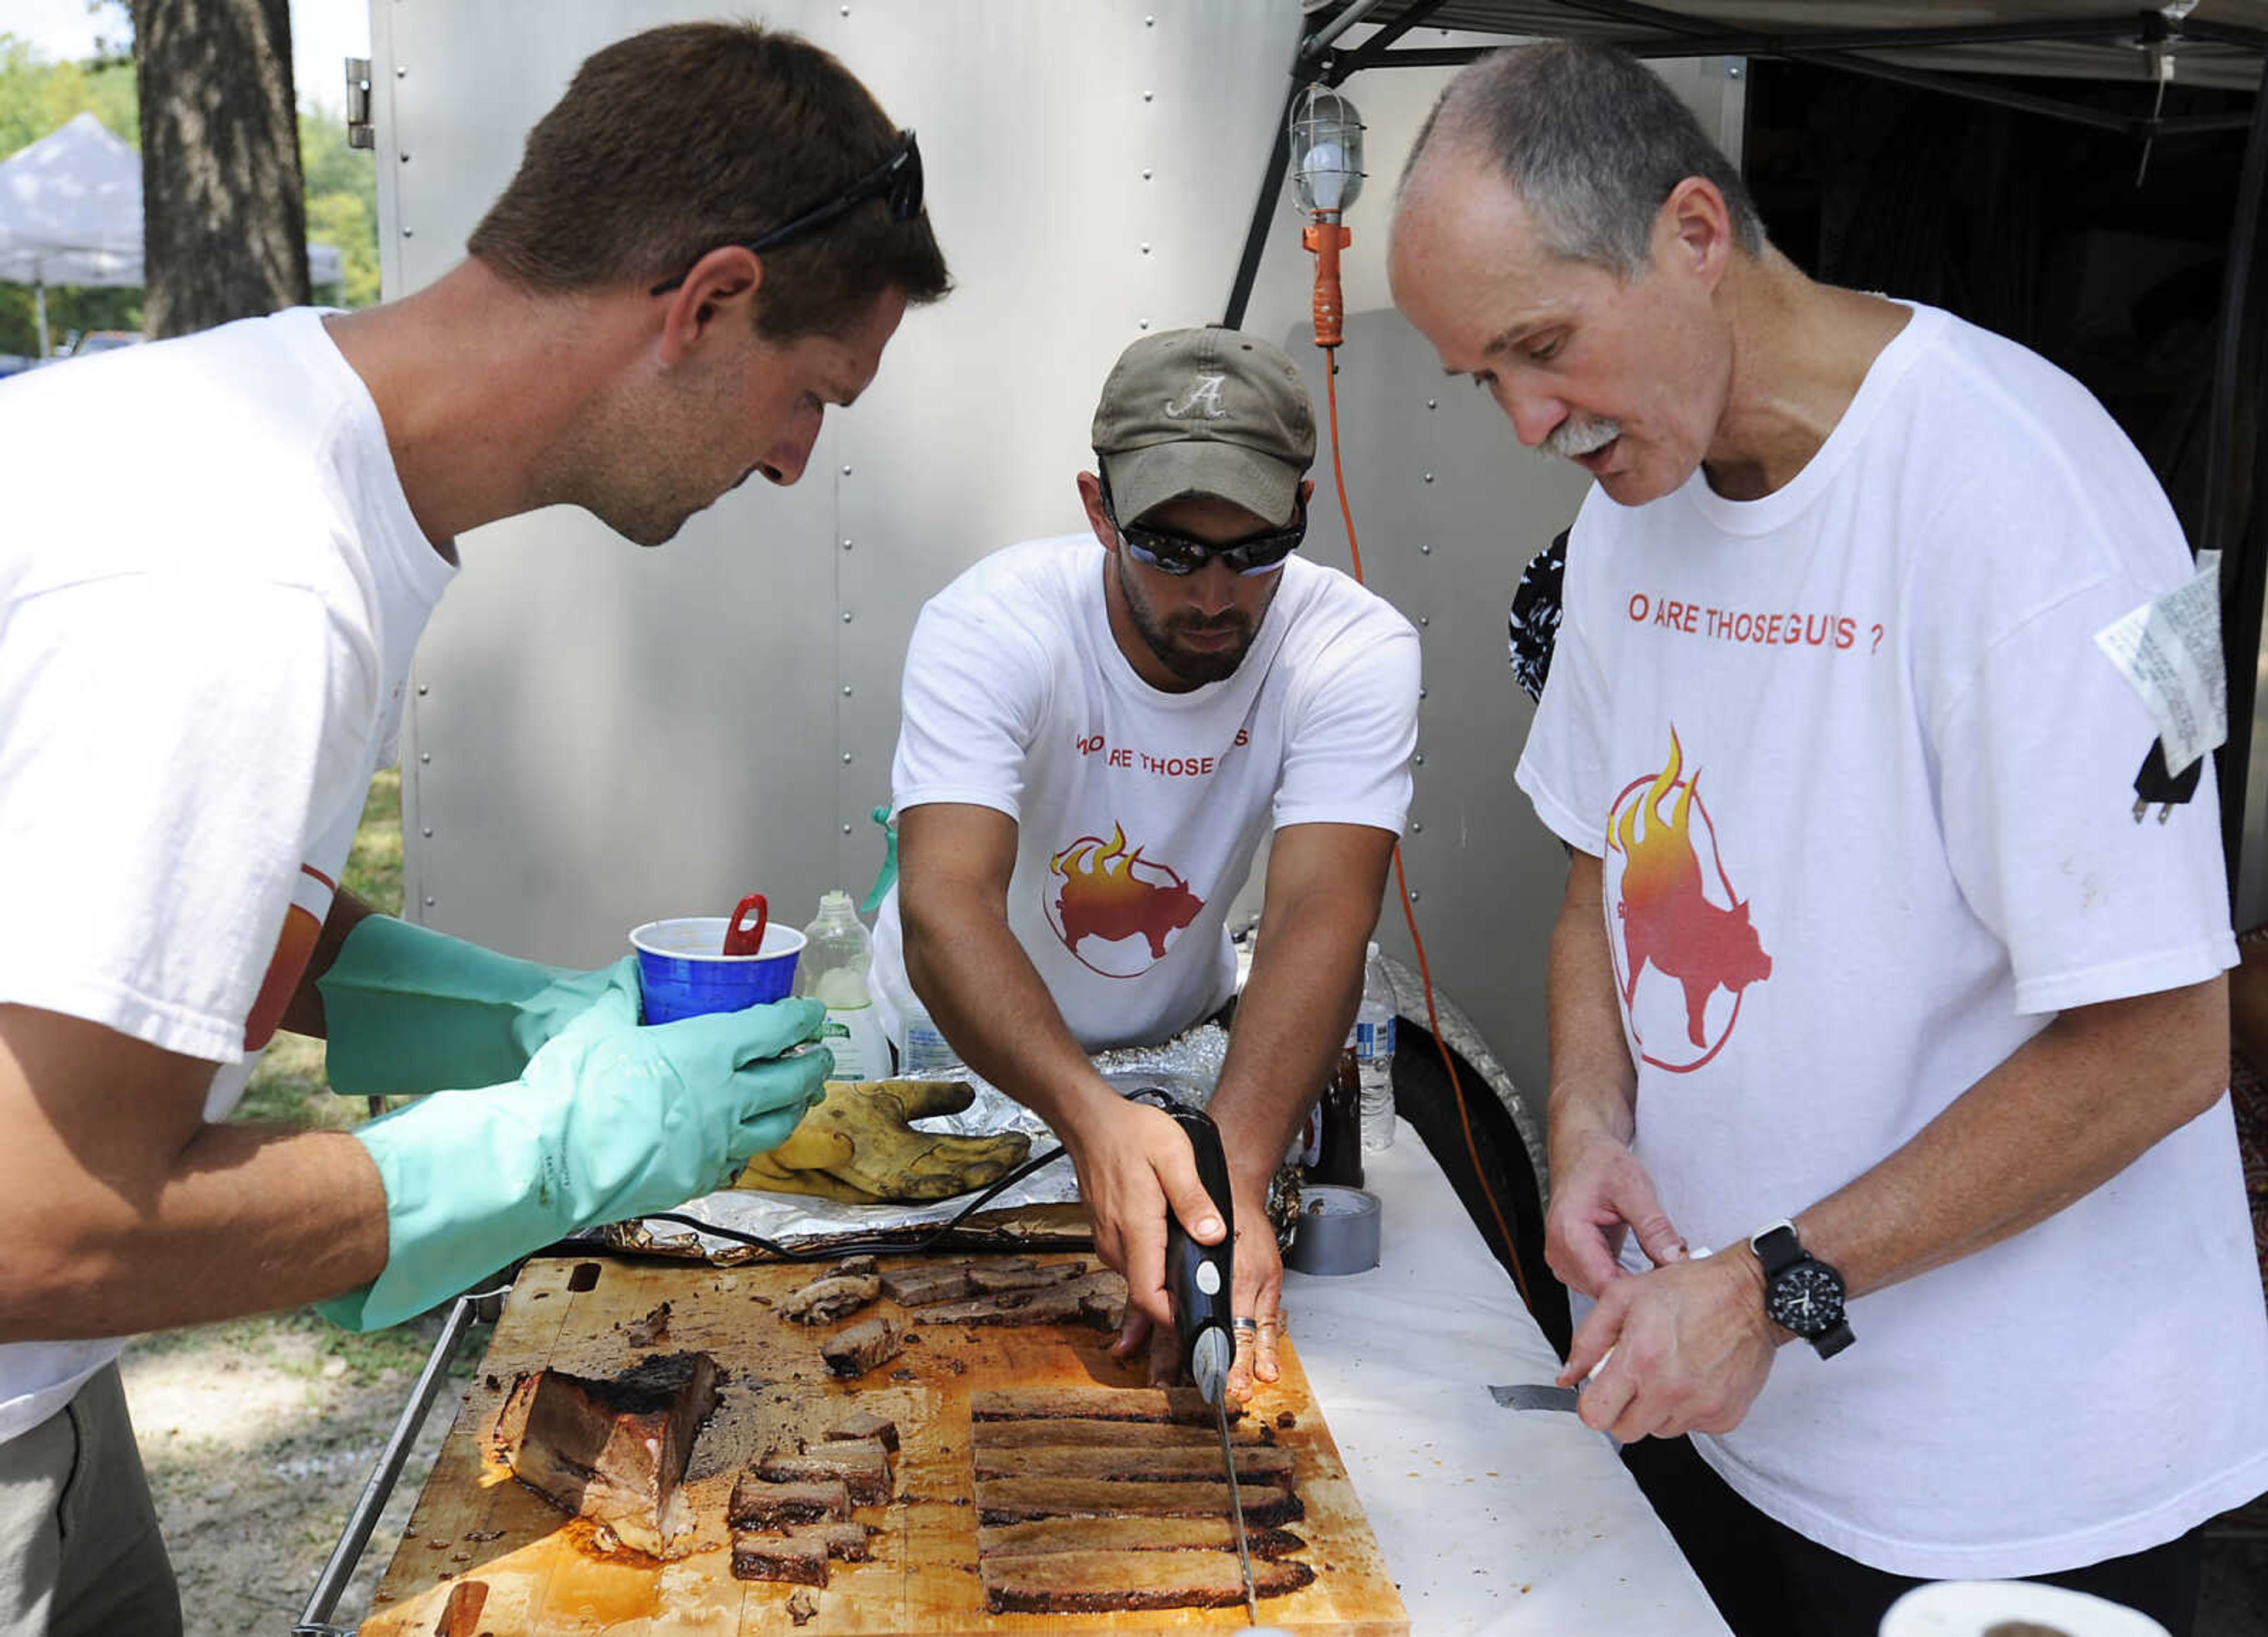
{"left": 132, "top": 0, "right": 308, "bottom": 339}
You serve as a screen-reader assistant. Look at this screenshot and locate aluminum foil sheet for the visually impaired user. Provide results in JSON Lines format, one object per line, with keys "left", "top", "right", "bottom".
{"left": 610, "top": 1025, "right": 1231, "bottom": 1264}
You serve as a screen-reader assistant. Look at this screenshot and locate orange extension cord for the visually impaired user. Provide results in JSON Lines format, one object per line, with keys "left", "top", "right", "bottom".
{"left": 1322, "top": 357, "right": 1534, "bottom": 1313}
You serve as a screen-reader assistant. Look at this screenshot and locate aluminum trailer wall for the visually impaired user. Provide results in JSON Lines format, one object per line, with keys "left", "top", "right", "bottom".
{"left": 374, "top": 0, "right": 1742, "bottom": 1111}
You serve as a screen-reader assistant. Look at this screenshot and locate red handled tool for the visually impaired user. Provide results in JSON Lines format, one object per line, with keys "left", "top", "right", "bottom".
{"left": 721, "top": 893, "right": 768, "bottom": 956}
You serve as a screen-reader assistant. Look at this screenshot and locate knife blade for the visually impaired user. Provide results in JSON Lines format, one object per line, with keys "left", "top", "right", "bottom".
{"left": 1488, "top": 1381, "right": 1581, "bottom": 1412}
{"left": 1142, "top": 1088, "right": 1262, "bottom": 1626}
{"left": 1488, "top": 1246, "right": 1718, "bottom": 1414}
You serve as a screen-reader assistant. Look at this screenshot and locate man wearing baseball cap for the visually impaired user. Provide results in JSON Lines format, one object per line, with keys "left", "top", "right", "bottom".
{"left": 870, "top": 327, "right": 1419, "bottom": 1395}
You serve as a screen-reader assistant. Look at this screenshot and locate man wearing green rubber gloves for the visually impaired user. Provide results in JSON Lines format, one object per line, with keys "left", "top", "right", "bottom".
{"left": 0, "top": 22, "right": 948, "bottom": 1636}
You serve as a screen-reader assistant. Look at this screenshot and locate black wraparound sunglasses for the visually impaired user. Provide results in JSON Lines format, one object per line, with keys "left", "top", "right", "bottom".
{"left": 1100, "top": 476, "right": 1308, "bottom": 577}
{"left": 649, "top": 129, "right": 923, "bottom": 297}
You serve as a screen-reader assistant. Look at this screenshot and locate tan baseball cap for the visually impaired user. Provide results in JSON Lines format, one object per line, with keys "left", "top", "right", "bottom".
{"left": 1091, "top": 327, "right": 1315, "bottom": 527}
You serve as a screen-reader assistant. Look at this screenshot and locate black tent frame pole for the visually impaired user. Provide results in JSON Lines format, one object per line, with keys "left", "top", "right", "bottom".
{"left": 1221, "top": 72, "right": 1302, "bottom": 331}
{"left": 2214, "top": 53, "right": 2268, "bottom": 913}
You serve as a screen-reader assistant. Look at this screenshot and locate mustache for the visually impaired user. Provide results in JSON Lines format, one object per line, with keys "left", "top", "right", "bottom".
{"left": 1543, "top": 415, "right": 1622, "bottom": 459}
{"left": 1171, "top": 613, "right": 1252, "bottom": 638}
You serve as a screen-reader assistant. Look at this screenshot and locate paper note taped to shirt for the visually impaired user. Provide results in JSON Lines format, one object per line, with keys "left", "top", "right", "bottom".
{"left": 2093, "top": 550, "right": 2225, "bottom": 777}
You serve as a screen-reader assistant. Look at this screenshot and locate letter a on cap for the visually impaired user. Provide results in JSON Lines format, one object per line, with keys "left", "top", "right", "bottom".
{"left": 1164, "top": 374, "right": 1229, "bottom": 420}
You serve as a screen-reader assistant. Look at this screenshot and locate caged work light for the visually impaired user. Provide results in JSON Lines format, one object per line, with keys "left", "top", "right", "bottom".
{"left": 1289, "top": 84, "right": 1366, "bottom": 350}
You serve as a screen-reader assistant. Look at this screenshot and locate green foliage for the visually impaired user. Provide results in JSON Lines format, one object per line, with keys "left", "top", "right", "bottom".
{"left": 0, "top": 34, "right": 136, "bottom": 154}
{"left": 0, "top": 34, "right": 383, "bottom": 360}
{"left": 301, "top": 103, "right": 381, "bottom": 308}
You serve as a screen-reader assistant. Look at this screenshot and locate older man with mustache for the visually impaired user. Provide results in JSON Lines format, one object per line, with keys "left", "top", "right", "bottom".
{"left": 1389, "top": 37, "right": 2267, "bottom": 1637}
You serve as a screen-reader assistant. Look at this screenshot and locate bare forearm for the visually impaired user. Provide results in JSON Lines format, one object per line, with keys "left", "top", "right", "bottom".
{"left": 1546, "top": 853, "right": 1637, "bottom": 1160}
{"left": 1798, "top": 976, "right": 2229, "bottom": 1300}
{"left": 904, "top": 895, "right": 1116, "bottom": 1137}
{"left": 1212, "top": 907, "right": 1366, "bottom": 1195}
{"left": 1, "top": 1124, "right": 389, "bottom": 1342}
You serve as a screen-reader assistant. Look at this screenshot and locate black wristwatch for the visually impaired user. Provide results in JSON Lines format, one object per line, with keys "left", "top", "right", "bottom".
{"left": 1750, "top": 1219, "right": 1854, "bottom": 1359}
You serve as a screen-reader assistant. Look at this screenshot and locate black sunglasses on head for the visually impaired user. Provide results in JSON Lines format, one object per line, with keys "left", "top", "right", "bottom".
{"left": 649, "top": 129, "right": 923, "bottom": 297}
{"left": 1100, "top": 477, "right": 1308, "bottom": 577}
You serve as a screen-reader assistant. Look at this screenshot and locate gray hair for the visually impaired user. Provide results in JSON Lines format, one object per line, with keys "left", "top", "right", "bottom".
{"left": 1403, "top": 39, "right": 1765, "bottom": 276}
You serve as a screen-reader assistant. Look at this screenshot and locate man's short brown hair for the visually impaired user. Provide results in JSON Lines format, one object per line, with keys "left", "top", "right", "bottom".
{"left": 468, "top": 22, "right": 950, "bottom": 339}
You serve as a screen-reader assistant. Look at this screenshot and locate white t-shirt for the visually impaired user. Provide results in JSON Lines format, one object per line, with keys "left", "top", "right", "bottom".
{"left": 0, "top": 309, "right": 452, "bottom": 1444}
{"left": 1518, "top": 302, "right": 2268, "bottom": 1578}
{"left": 872, "top": 536, "right": 1419, "bottom": 1051}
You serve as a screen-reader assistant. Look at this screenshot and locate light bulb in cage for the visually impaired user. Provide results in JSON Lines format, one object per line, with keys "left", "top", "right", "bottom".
{"left": 1289, "top": 86, "right": 1365, "bottom": 218}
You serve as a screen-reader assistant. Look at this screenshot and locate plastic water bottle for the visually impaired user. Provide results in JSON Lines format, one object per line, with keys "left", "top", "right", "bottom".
{"left": 1355, "top": 941, "right": 1397, "bottom": 1152}
{"left": 793, "top": 891, "right": 890, "bottom": 1082}
{"left": 898, "top": 999, "right": 963, "bottom": 1077}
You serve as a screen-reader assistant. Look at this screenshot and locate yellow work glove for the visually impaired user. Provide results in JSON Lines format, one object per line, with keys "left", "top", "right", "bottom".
{"left": 732, "top": 1078, "right": 1032, "bottom": 1204}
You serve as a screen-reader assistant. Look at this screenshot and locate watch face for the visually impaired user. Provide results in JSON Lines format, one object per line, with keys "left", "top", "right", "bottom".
{"left": 1767, "top": 1262, "right": 1846, "bottom": 1338}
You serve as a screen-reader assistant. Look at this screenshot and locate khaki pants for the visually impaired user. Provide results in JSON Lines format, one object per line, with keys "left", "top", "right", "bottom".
{"left": 0, "top": 1363, "right": 181, "bottom": 1637}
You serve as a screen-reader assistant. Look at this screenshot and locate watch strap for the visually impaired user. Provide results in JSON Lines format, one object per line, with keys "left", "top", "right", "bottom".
{"left": 1751, "top": 1218, "right": 1804, "bottom": 1278}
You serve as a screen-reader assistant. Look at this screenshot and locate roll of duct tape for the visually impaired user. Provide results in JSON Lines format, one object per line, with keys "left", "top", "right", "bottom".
{"left": 1283, "top": 1185, "right": 1381, "bottom": 1276}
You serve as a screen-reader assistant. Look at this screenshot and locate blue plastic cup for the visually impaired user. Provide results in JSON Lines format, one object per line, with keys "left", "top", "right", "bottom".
{"left": 628, "top": 917, "right": 806, "bottom": 1025}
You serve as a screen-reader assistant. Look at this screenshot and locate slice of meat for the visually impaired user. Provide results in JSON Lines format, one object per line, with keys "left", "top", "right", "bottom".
{"left": 758, "top": 1440, "right": 892, "bottom": 1507}
{"left": 778, "top": 1274, "right": 881, "bottom": 1325}
{"left": 972, "top": 1385, "right": 1233, "bottom": 1426}
{"left": 820, "top": 1316, "right": 903, "bottom": 1380}
{"left": 495, "top": 1351, "right": 720, "bottom": 1560}
{"left": 977, "top": 1518, "right": 1306, "bottom": 1558}
{"left": 966, "top": 1260, "right": 1086, "bottom": 1294}
{"left": 917, "top": 1271, "right": 1128, "bottom": 1331}
{"left": 790, "top": 1520, "right": 876, "bottom": 1561}
{"left": 981, "top": 1549, "right": 1315, "bottom": 1613}
{"left": 729, "top": 1529, "right": 829, "bottom": 1586}
{"left": 825, "top": 1408, "right": 900, "bottom": 1452}
{"left": 621, "top": 1301, "right": 670, "bottom": 1348}
{"left": 975, "top": 1477, "right": 1301, "bottom": 1526}
{"left": 727, "top": 1473, "right": 851, "bottom": 1528}
{"left": 827, "top": 1255, "right": 879, "bottom": 1278}
{"left": 975, "top": 1418, "right": 1263, "bottom": 1450}
{"left": 878, "top": 1265, "right": 973, "bottom": 1306}
{"left": 970, "top": 1444, "right": 1295, "bottom": 1485}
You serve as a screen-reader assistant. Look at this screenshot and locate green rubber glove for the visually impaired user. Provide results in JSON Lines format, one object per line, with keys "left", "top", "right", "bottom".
{"left": 318, "top": 915, "right": 632, "bottom": 1097}
{"left": 317, "top": 985, "right": 831, "bottom": 1332}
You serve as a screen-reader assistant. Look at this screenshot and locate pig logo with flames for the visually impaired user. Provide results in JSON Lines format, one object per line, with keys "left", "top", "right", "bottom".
{"left": 1605, "top": 729, "right": 1771, "bottom": 1072}
{"left": 1045, "top": 823, "right": 1205, "bottom": 977}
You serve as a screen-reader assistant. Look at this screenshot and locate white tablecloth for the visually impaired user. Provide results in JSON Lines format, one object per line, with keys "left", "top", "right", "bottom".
{"left": 1287, "top": 1121, "right": 1731, "bottom": 1635}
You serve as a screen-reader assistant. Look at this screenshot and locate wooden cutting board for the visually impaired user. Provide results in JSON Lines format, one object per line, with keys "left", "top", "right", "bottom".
{"left": 359, "top": 1253, "right": 1409, "bottom": 1636}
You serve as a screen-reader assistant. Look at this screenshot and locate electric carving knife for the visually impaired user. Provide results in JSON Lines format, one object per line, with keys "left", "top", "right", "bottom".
{"left": 1136, "top": 1088, "right": 1263, "bottom": 1628}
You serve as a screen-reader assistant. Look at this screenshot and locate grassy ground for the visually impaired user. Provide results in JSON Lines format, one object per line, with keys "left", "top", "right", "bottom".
{"left": 122, "top": 765, "right": 482, "bottom": 1635}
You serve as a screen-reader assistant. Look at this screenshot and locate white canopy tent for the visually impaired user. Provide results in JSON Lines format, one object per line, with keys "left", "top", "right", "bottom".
{"left": 0, "top": 112, "right": 343, "bottom": 358}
